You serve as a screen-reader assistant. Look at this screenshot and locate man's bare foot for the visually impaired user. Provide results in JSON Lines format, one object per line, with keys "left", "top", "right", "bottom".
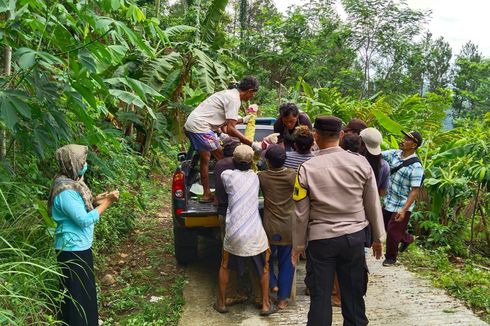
{"left": 276, "top": 299, "right": 288, "bottom": 309}
{"left": 260, "top": 301, "right": 278, "bottom": 316}
{"left": 331, "top": 296, "right": 341, "bottom": 307}
{"left": 213, "top": 302, "right": 228, "bottom": 314}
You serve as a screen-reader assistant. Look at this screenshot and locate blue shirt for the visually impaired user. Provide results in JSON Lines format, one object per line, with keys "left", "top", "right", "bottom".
{"left": 51, "top": 190, "right": 100, "bottom": 251}
{"left": 382, "top": 150, "right": 424, "bottom": 212}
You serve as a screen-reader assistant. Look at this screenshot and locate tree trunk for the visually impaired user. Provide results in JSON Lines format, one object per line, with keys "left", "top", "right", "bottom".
{"left": 239, "top": 0, "right": 248, "bottom": 52}
{"left": 477, "top": 205, "right": 490, "bottom": 251}
{"left": 155, "top": 0, "right": 161, "bottom": 20}
{"left": 124, "top": 103, "right": 135, "bottom": 137}
{"left": 142, "top": 120, "right": 155, "bottom": 157}
{"left": 469, "top": 184, "right": 481, "bottom": 252}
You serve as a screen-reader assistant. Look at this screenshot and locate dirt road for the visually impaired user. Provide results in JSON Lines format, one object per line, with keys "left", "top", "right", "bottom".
{"left": 179, "top": 239, "right": 487, "bottom": 326}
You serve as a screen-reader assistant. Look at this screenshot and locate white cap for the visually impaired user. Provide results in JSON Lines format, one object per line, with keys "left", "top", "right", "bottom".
{"left": 233, "top": 144, "right": 254, "bottom": 163}
{"left": 360, "top": 127, "right": 382, "bottom": 155}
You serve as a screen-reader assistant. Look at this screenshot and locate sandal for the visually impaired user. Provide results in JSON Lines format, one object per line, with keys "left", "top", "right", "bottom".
{"left": 259, "top": 302, "right": 278, "bottom": 316}
{"left": 213, "top": 303, "right": 228, "bottom": 314}
{"left": 225, "top": 294, "right": 248, "bottom": 306}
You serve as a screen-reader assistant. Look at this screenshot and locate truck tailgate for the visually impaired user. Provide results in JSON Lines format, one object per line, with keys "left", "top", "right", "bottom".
{"left": 180, "top": 199, "right": 219, "bottom": 228}
{"left": 182, "top": 198, "right": 265, "bottom": 216}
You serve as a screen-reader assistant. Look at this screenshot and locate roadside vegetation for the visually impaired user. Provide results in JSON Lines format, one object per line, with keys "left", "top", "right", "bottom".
{"left": 0, "top": 0, "right": 488, "bottom": 324}
{"left": 401, "top": 246, "right": 490, "bottom": 323}
{"left": 97, "top": 177, "right": 185, "bottom": 325}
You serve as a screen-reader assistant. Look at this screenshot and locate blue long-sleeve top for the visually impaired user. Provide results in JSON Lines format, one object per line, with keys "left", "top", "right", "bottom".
{"left": 51, "top": 189, "right": 100, "bottom": 251}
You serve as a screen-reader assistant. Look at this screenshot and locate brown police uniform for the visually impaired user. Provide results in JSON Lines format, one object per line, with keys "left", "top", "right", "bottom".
{"left": 293, "top": 116, "right": 385, "bottom": 326}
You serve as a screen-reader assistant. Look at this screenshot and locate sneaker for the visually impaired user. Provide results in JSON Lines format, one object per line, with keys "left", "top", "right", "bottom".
{"left": 399, "top": 241, "right": 410, "bottom": 253}
{"left": 382, "top": 258, "right": 396, "bottom": 266}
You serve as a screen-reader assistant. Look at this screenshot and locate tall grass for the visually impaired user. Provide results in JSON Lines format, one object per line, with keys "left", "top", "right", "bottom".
{"left": 0, "top": 143, "right": 177, "bottom": 324}
{"left": 0, "top": 183, "right": 63, "bottom": 325}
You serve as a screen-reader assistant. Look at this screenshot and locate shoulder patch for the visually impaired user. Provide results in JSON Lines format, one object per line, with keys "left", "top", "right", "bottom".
{"left": 293, "top": 174, "right": 308, "bottom": 201}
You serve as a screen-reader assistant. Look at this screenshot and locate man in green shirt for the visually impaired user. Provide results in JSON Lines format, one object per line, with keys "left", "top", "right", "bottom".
{"left": 258, "top": 144, "right": 296, "bottom": 309}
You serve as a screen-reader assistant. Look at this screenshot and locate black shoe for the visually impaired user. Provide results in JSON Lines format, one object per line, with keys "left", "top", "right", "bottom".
{"left": 399, "top": 241, "right": 410, "bottom": 253}
{"left": 382, "top": 258, "right": 396, "bottom": 266}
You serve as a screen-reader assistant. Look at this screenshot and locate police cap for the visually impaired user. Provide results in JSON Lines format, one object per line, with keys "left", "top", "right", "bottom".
{"left": 314, "top": 116, "right": 343, "bottom": 132}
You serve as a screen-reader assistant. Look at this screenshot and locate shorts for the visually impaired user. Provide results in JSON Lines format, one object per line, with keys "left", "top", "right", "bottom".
{"left": 186, "top": 131, "right": 221, "bottom": 152}
{"left": 221, "top": 249, "right": 270, "bottom": 277}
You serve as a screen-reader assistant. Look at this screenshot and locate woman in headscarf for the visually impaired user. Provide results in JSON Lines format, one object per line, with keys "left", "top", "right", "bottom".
{"left": 48, "top": 144, "right": 119, "bottom": 326}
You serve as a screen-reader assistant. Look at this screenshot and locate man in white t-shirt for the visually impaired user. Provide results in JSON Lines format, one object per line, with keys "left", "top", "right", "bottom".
{"left": 214, "top": 145, "right": 276, "bottom": 316}
{"left": 184, "top": 76, "right": 259, "bottom": 202}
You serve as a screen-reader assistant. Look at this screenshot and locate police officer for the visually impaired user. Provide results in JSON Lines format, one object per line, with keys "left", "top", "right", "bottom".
{"left": 292, "top": 116, "right": 385, "bottom": 326}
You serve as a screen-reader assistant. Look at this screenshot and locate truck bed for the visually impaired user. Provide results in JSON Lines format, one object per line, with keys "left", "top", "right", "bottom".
{"left": 183, "top": 198, "right": 218, "bottom": 216}
{"left": 182, "top": 198, "right": 264, "bottom": 218}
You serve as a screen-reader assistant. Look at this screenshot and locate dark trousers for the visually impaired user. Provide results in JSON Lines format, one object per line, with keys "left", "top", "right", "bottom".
{"left": 383, "top": 208, "right": 414, "bottom": 260}
{"left": 269, "top": 244, "right": 295, "bottom": 300}
{"left": 57, "top": 249, "right": 98, "bottom": 326}
{"left": 305, "top": 229, "right": 369, "bottom": 326}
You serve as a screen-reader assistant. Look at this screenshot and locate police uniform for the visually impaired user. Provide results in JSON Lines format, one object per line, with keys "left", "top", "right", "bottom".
{"left": 293, "top": 116, "right": 385, "bottom": 326}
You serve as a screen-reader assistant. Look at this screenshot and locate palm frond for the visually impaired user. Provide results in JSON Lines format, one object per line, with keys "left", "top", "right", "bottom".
{"left": 201, "top": 0, "right": 229, "bottom": 44}
{"left": 142, "top": 52, "right": 183, "bottom": 92}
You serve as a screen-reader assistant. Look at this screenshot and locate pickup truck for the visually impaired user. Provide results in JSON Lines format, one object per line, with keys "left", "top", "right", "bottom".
{"left": 171, "top": 118, "right": 275, "bottom": 265}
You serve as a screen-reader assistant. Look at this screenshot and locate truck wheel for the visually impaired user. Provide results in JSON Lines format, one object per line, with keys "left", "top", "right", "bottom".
{"left": 173, "top": 227, "right": 198, "bottom": 265}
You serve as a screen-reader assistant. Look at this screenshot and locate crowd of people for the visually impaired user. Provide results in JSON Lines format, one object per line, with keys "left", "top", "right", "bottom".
{"left": 48, "top": 75, "right": 424, "bottom": 326}
{"left": 183, "top": 76, "right": 425, "bottom": 325}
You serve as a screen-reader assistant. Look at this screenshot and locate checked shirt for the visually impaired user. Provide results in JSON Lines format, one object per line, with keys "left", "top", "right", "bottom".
{"left": 382, "top": 150, "right": 424, "bottom": 213}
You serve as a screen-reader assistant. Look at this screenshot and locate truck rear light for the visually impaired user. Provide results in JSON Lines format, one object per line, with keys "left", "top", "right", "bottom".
{"left": 175, "top": 208, "right": 184, "bottom": 215}
{"left": 172, "top": 170, "right": 185, "bottom": 198}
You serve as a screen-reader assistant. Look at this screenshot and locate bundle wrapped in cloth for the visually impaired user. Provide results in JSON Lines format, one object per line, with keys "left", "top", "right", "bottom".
{"left": 244, "top": 104, "right": 259, "bottom": 142}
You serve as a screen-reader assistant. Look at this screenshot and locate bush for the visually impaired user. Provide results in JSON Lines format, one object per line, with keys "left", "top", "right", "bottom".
{"left": 0, "top": 140, "right": 169, "bottom": 324}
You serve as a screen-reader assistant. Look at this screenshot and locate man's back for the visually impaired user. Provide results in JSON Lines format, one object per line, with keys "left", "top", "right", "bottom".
{"left": 221, "top": 169, "right": 268, "bottom": 257}
{"left": 184, "top": 89, "right": 241, "bottom": 133}
{"left": 296, "top": 146, "right": 384, "bottom": 244}
{"left": 258, "top": 167, "right": 296, "bottom": 245}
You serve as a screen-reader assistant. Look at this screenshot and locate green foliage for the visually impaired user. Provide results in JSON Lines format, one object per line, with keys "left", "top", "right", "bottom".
{"left": 402, "top": 246, "right": 490, "bottom": 322}
{"left": 0, "top": 181, "right": 63, "bottom": 325}
{"left": 1, "top": 0, "right": 489, "bottom": 323}
{"left": 292, "top": 79, "right": 488, "bottom": 260}
{"left": 0, "top": 141, "right": 163, "bottom": 324}
{"left": 452, "top": 41, "right": 490, "bottom": 118}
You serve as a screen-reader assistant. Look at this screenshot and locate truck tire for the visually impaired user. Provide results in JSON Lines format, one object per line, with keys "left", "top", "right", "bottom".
{"left": 173, "top": 226, "right": 198, "bottom": 265}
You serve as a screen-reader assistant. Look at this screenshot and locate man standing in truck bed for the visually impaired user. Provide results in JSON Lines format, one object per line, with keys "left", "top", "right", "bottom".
{"left": 184, "top": 76, "right": 259, "bottom": 203}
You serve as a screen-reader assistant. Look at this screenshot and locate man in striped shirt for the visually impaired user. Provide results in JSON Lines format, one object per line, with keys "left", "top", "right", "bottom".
{"left": 214, "top": 145, "right": 277, "bottom": 316}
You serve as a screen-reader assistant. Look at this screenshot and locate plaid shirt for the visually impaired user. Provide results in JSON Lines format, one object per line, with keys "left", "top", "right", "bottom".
{"left": 382, "top": 150, "right": 424, "bottom": 212}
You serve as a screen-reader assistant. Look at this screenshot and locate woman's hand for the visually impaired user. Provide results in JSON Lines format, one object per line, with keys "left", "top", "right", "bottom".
{"left": 94, "top": 192, "right": 109, "bottom": 206}
{"left": 95, "top": 190, "right": 119, "bottom": 207}
{"left": 107, "top": 190, "right": 119, "bottom": 203}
